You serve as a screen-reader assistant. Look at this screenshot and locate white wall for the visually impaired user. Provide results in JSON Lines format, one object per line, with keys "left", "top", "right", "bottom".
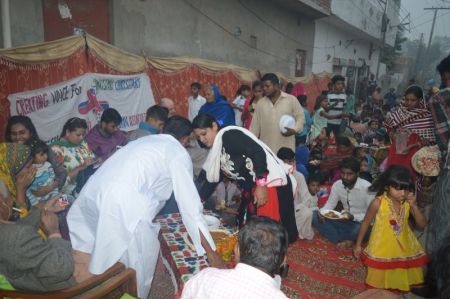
{"left": 331, "top": 0, "right": 399, "bottom": 47}
{"left": 312, "top": 18, "right": 379, "bottom": 74}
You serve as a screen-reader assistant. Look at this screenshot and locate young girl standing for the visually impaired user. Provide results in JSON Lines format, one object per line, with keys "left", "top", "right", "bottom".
{"left": 353, "top": 165, "right": 428, "bottom": 292}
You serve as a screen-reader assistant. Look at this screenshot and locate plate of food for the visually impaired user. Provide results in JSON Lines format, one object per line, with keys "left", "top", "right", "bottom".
{"left": 320, "top": 209, "right": 342, "bottom": 219}
{"left": 209, "top": 229, "right": 231, "bottom": 243}
{"left": 183, "top": 228, "right": 232, "bottom": 252}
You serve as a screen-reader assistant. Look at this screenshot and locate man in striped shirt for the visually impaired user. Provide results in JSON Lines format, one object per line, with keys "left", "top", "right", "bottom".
{"left": 327, "top": 75, "right": 347, "bottom": 137}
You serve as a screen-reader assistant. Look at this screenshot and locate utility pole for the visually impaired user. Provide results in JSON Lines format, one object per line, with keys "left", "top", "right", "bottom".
{"left": 413, "top": 33, "right": 424, "bottom": 75}
{"left": 424, "top": 7, "right": 450, "bottom": 50}
{"left": 427, "top": 9, "right": 438, "bottom": 49}
{"left": 421, "top": 7, "right": 450, "bottom": 81}
{"left": 376, "top": 0, "right": 388, "bottom": 80}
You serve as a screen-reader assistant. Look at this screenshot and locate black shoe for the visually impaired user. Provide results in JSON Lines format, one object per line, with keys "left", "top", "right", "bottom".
{"left": 410, "top": 284, "right": 438, "bottom": 298}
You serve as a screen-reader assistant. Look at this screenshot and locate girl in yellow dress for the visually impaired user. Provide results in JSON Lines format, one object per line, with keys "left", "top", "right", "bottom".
{"left": 353, "top": 165, "right": 428, "bottom": 292}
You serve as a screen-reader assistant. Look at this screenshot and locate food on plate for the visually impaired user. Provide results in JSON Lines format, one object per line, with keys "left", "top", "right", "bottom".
{"left": 210, "top": 230, "right": 230, "bottom": 243}
{"left": 324, "top": 211, "right": 339, "bottom": 219}
{"left": 341, "top": 211, "right": 352, "bottom": 220}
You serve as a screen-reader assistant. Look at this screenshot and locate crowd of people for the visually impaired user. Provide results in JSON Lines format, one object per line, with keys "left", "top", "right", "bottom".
{"left": 0, "top": 54, "right": 450, "bottom": 299}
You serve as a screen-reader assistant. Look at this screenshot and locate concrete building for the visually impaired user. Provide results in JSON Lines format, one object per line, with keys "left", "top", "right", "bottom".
{"left": 312, "top": 0, "right": 400, "bottom": 94}
{"left": 0, "top": 0, "right": 331, "bottom": 76}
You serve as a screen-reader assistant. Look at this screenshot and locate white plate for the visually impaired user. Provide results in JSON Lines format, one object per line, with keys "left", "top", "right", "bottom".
{"left": 203, "top": 214, "right": 221, "bottom": 229}
{"left": 279, "top": 114, "right": 296, "bottom": 133}
{"left": 320, "top": 209, "right": 343, "bottom": 220}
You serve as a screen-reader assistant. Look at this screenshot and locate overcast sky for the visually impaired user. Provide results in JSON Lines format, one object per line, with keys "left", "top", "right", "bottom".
{"left": 402, "top": 0, "right": 450, "bottom": 42}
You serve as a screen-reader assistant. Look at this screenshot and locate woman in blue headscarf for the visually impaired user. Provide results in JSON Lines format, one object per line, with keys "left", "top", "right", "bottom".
{"left": 198, "top": 84, "right": 235, "bottom": 127}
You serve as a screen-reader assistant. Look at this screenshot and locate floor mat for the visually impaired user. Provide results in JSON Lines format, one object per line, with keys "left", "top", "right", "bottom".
{"left": 148, "top": 255, "right": 175, "bottom": 299}
{"left": 281, "top": 234, "right": 367, "bottom": 299}
{"left": 148, "top": 234, "right": 368, "bottom": 299}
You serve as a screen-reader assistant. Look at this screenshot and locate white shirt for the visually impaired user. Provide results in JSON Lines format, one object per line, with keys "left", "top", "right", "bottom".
{"left": 188, "top": 95, "right": 207, "bottom": 121}
{"left": 232, "top": 95, "right": 247, "bottom": 127}
{"left": 321, "top": 178, "right": 375, "bottom": 222}
{"left": 293, "top": 170, "right": 317, "bottom": 209}
{"left": 68, "top": 134, "right": 215, "bottom": 297}
{"left": 181, "top": 263, "right": 288, "bottom": 299}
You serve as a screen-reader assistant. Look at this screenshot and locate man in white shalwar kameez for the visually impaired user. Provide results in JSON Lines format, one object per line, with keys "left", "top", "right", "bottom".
{"left": 68, "top": 117, "right": 221, "bottom": 298}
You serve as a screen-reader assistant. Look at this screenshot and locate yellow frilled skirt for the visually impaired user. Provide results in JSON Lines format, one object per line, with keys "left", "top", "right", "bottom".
{"left": 366, "top": 267, "right": 424, "bottom": 292}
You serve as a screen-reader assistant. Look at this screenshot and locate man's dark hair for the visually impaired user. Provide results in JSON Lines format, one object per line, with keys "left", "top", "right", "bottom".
{"left": 100, "top": 108, "right": 122, "bottom": 125}
{"left": 163, "top": 116, "right": 192, "bottom": 140}
{"left": 146, "top": 105, "right": 168, "bottom": 122}
{"left": 339, "top": 157, "right": 360, "bottom": 173}
{"left": 261, "top": 73, "right": 280, "bottom": 86}
{"left": 331, "top": 75, "right": 345, "bottom": 84}
{"left": 436, "top": 55, "right": 450, "bottom": 76}
{"left": 277, "top": 147, "right": 295, "bottom": 161}
{"left": 191, "top": 82, "right": 201, "bottom": 89}
{"left": 238, "top": 217, "right": 288, "bottom": 275}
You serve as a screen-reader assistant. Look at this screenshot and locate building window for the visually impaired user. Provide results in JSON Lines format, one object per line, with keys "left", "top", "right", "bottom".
{"left": 295, "top": 49, "right": 306, "bottom": 77}
{"left": 250, "top": 35, "right": 257, "bottom": 49}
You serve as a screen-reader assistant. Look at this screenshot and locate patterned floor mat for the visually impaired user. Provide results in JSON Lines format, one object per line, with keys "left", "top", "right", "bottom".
{"left": 281, "top": 234, "right": 367, "bottom": 299}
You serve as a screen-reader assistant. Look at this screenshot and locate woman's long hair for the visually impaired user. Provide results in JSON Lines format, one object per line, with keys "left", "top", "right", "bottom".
{"left": 5, "top": 115, "right": 39, "bottom": 142}
{"left": 60, "top": 117, "right": 88, "bottom": 139}
{"left": 192, "top": 113, "right": 218, "bottom": 130}
{"left": 250, "top": 80, "right": 262, "bottom": 106}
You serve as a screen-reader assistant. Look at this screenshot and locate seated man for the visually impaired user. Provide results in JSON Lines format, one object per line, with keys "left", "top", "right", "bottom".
{"left": 127, "top": 105, "right": 168, "bottom": 141}
{"left": 86, "top": 108, "right": 127, "bottom": 162}
{"left": 312, "top": 157, "right": 375, "bottom": 249}
{"left": 181, "top": 217, "right": 289, "bottom": 299}
{"left": 0, "top": 195, "right": 75, "bottom": 292}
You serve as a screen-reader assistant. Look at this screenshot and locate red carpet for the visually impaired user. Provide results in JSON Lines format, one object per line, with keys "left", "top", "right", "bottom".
{"left": 281, "top": 234, "right": 367, "bottom": 299}
{"left": 150, "top": 234, "right": 368, "bottom": 298}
